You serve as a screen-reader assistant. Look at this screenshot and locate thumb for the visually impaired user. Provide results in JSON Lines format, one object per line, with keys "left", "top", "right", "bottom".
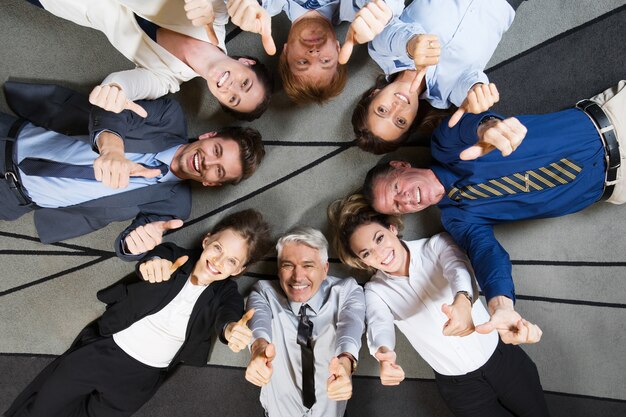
{"left": 459, "top": 143, "right": 495, "bottom": 161}
{"left": 409, "top": 68, "right": 427, "bottom": 94}
{"left": 375, "top": 351, "right": 395, "bottom": 364}
{"left": 448, "top": 106, "right": 466, "bottom": 128}
{"left": 441, "top": 303, "right": 453, "bottom": 319}
{"left": 161, "top": 219, "right": 184, "bottom": 231}
{"left": 329, "top": 357, "right": 342, "bottom": 376}
{"left": 238, "top": 308, "right": 255, "bottom": 326}
{"left": 124, "top": 100, "right": 148, "bottom": 118}
{"left": 169, "top": 255, "right": 189, "bottom": 273}
{"left": 205, "top": 24, "right": 219, "bottom": 46}
{"left": 265, "top": 343, "right": 276, "bottom": 362}
{"left": 129, "top": 163, "right": 162, "bottom": 179}
{"left": 475, "top": 320, "right": 497, "bottom": 335}
{"left": 338, "top": 29, "right": 355, "bottom": 65}
{"left": 260, "top": 17, "right": 276, "bottom": 55}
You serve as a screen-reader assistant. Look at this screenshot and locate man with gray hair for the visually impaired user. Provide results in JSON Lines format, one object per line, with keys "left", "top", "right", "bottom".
{"left": 245, "top": 226, "right": 365, "bottom": 417}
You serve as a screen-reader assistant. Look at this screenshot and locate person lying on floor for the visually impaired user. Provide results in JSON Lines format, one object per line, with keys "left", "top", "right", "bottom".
{"left": 328, "top": 193, "right": 550, "bottom": 417}
{"left": 1, "top": 81, "right": 265, "bottom": 261}
{"left": 5, "top": 209, "right": 273, "bottom": 417}
{"left": 26, "top": 0, "right": 273, "bottom": 121}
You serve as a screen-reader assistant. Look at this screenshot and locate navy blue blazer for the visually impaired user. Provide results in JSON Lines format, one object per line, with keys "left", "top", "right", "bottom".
{"left": 4, "top": 81, "right": 192, "bottom": 261}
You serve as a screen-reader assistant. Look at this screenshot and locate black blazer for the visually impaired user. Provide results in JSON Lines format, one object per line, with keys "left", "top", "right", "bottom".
{"left": 96, "top": 242, "right": 244, "bottom": 368}
{"left": 4, "top": 81, "right": 192, "bottom": 261}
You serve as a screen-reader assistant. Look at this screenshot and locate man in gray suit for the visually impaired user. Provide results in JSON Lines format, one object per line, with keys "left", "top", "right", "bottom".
{"left": 0, "top": 82, "right": 265, "bottom": 260}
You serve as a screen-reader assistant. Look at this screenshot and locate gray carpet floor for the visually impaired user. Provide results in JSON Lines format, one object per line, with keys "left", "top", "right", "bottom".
{"left": 1, "top": 0, "right": 626, "bottom": 415}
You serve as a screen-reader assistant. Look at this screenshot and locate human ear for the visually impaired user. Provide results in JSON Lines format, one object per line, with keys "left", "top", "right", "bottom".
{"left": 237, "top": 57, "right": 257, "bottom": 66}
{"left": 389, "top": 160, "right": 410, "bottom": 170}
{"left": 388, "top": 224, "right": 398, "bottom": 236}
{"left": 202, "top": 234, "right": 212, "bottom": 249}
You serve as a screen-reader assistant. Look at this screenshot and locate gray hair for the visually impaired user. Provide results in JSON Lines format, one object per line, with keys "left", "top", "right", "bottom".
{"left": 276, "top": 226, "right": 329, "bottom": 264}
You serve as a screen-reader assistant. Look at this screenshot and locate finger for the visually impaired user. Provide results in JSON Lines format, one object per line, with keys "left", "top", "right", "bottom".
{"left": 118, "top": 163, "right": 130, "bottom": 189}
{"left": 489, "top": 83, "right": 500, "bottom": 104}
{"left": 353, "top": 10, "right": 378, "bottom": 41}
{"left": 474, "top": 321, "right": 497, "bottom": 335}
{"left": 448, "top": 107, "right": 466, "bottom": 128}
{"left": 125, "top": 233, "right": 140, "bottom": 254}
{"left": 93, "top": 160, "right": 103, "bottom": 182}
{"left": 139, "top": 263, "right": 149, "bottom": 281}
{"left": 160, "top": 260, "right": 170, "bottom": 283}
{"left": 124, "top": 100, "right": 148, "bottom": 118}
{"left": 459, "top": 143, "right": 495, "bottom": 161}
{"left": 265, "top": 343, "right": 276, "bottom": 361}
{"left": 338, "top": 29, "right": 355, "bottom": 65}
{"left": 132, "top": 226, "right": 153, "bottom": 252}
{"left": 260, "top": 16, "right": 276, "bottom": 55}
{"left": 329, "top": 357, "right": 342, "bottom": 376}
{"left": 472, "top": 85, "right": 486, "bottom": 111}
{"left": 153, "top": 262, "right": 163, "bottom": 283}
{"left": 441, "top": 303, "right": 453, "bottom": 319}
{"left": 170, "top": 255, "right": 189, "bottom": 273}
{"left": 374, "top": 351, "right": 396, "bottom": 363}
{"left": 89, "top": 85, "right": 103, "bottom": 106}
{"left": 160, "top": 219, "right": 184, "bottom": 232}
{"left": 205, "top": 24, "right": 220, "bottom": 46}
{"left": 129, "top": 163, "right": 162, "bottom": 179}
{"left": 409, "top": 67, "right": 427, "bottom": 94}
{"left": 238, "top": 308, "right": 255, "bottom": 326}
{"left": 230, "top": 328, "right": 253, "bottom": 343}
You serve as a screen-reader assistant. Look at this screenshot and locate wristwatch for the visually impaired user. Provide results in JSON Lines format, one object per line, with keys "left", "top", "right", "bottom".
{"left": 337, "top": 352, "right": 358, "bottom": 375}
{"left": 456, "top": 290, "right": 473, "bottom": 304}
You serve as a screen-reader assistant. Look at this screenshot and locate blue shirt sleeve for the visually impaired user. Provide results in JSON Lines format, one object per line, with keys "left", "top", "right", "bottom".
{"left": 442, "top": 216, "right": 516, "bottom": 302}
{"left": 432, "top": 111, "right": 503, "bottom": 165}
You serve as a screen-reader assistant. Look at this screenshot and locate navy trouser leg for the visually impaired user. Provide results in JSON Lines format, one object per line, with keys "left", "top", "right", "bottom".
{"left": 6, "top": 337, "right": 164, "bottom": 417}
{"left": 0, "top": 112, "right": 33, "bottom": 220}
{"left": 435, "top": 339, "right": 550, "bottom": 417}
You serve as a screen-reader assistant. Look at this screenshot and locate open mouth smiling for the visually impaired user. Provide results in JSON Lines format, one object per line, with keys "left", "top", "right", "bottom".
{"left": 217, "top": 71, "right": 230, "bottom": 88}
{"left": 394, "top": 92, "right": 410, "bottom": 104}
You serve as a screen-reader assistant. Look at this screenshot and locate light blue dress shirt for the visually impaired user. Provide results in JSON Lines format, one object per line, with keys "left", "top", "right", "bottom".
{"left": 261, "top": 0, "right": 403, "bottom": 24}
{"left": 247, "top": 276, "right": 365, "bottom": 417}
{"left": 16, "top": 123, "right": 181, "bottom": 208}
{"left": 368, "top": 0, "right": 515, "bottom": 109}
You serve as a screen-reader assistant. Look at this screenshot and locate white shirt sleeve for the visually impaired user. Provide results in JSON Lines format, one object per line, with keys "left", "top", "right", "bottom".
{"left": 429, "top": 232, "right": 476, "bottom": 299}
{"left": 102, "top": 67, "right": 181, "bottom": 101}
{"left": 365, "top": 285, "right": 396, "bottom": 356}
{"left": 334, "top": 279, "right": 366, "bottom": 358}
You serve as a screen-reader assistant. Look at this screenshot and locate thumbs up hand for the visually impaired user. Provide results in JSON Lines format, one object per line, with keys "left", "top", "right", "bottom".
{"left": 441, "top": 292, "right": 475, "bottom": 337}
{"left": 448, "top": 83, "right": 500, "bottom": 128}
{"left": 339, "top": 0, "right": 392, "bottom": 64}
{"left": 139, "top": 255, "right": 189, "bottom": 283}
{"left": 124, "top": 219, "right": 184, "bottom": 255}
{"left": 227, "top": 0, "right": 276, "bottom": 55}
{"left": 89, "top": 84, "right": 147, "bottom": 118}
{"left": 327, "top": 356, "right": 353, "bottom": 401}
{"left": 225, "top": 309, "right": 255, "bottom": 352}
{"left": 246, "top": 338, "right": 276, "bottom": 386}
{"left": 374, "top": 347, "right": 405, "bottom": 386}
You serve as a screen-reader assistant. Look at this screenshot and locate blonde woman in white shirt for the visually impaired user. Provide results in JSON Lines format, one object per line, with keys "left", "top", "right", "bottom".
{"left": 327, "top": 194, "right": 550, "bottom": 417}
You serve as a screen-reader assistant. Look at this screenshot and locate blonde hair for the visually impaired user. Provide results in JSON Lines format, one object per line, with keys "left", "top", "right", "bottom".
{"left": 327, "top": 193, "right": 403, "bottom": 272}
{"left": 278, "top": 50, "right": 348, "bottom": 104}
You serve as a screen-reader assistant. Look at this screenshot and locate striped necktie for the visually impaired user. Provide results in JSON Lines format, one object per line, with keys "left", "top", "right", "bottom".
{"left": 19, "top": 158, "right": 168, "bottom": 180}
{"left": 303, "top": 0, "right": 321, "bottom": 9}
{"left": 447, "top": 158, "right": 582, "bottom": 201}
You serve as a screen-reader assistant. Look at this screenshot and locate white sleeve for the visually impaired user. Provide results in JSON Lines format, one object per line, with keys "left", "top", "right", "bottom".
{"left": 334, "top": 279, "right": 366, "bottom": 358}
{"left": 246, "top": 283, "right": 274, "bottom": 343}
{"left": 365, "top": 285, "right": 396, "bottom": 356}
{"left": 102, "top": 68, "right": 181, "bottom": 101}
{"left": 430, "top": 232, "right": 476, "bottom": 300}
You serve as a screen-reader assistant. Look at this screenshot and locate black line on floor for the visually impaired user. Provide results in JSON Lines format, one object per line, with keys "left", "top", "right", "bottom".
{"left": 0, "top": 254, "right": 114, "bottom": 297}
{"left": 0, "top": 231, "right": 112, "bottom": 256}
{"left": 0, "top": 250, "right": 100, "bottom": 256}
{"left": 225, "top": 27, "right": 243, "bottom": 44}
{"left": 175, "top": 144, "right": 353, "bottom": 230}
{"left": 512, "top": 260, "right": 626, "bottom": 267}
{"left": 263, "top": 140, "right": 355, "bottom": 147}
{"left": 515, "top": 294, "right": 626, "bottom": 309}
{"left": 486, "top": 4, "right": 626, "bottom": 73}
{"left": 543, "top": 389, "right": 626, "bottom": 404}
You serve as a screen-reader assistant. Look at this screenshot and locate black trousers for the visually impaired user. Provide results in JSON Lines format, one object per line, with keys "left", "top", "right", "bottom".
{"left": 434, "top": 339, "right": 550, "bottom": 417}
{"left": 5, "top": 337, "right": 165, "bottom": 417}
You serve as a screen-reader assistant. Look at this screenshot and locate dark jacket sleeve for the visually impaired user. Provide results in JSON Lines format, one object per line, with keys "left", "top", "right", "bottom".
{"left": 215, "top": 280, "right": 245, "bottom": 344}
{"left": 115, "top": 183, "right": 192, "bottom": 261}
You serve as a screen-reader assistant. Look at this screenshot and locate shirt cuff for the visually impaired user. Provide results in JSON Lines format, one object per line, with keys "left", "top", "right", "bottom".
{"left": 336, "top": 341, "right": 360, "bottom": 360}
{"left": 93, "top": 129, "right": 123, "bottom": 153}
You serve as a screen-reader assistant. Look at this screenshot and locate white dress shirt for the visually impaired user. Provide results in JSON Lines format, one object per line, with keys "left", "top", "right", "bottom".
{"left": 368, "top": 0, "right": 514, "bottom": 109}
{"left": 366, "top": 233, "right": 498, "bottom": 376}
{"left": 247, "top": 276, "right": 365, "bottom": 417}
{"left": 39, "top": 0, "right": 228, "bottom": 101}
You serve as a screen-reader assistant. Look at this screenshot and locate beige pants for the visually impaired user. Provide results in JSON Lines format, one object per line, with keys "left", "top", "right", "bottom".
{"left": 590, "top": 80, "right": 626, "bottom": 204}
